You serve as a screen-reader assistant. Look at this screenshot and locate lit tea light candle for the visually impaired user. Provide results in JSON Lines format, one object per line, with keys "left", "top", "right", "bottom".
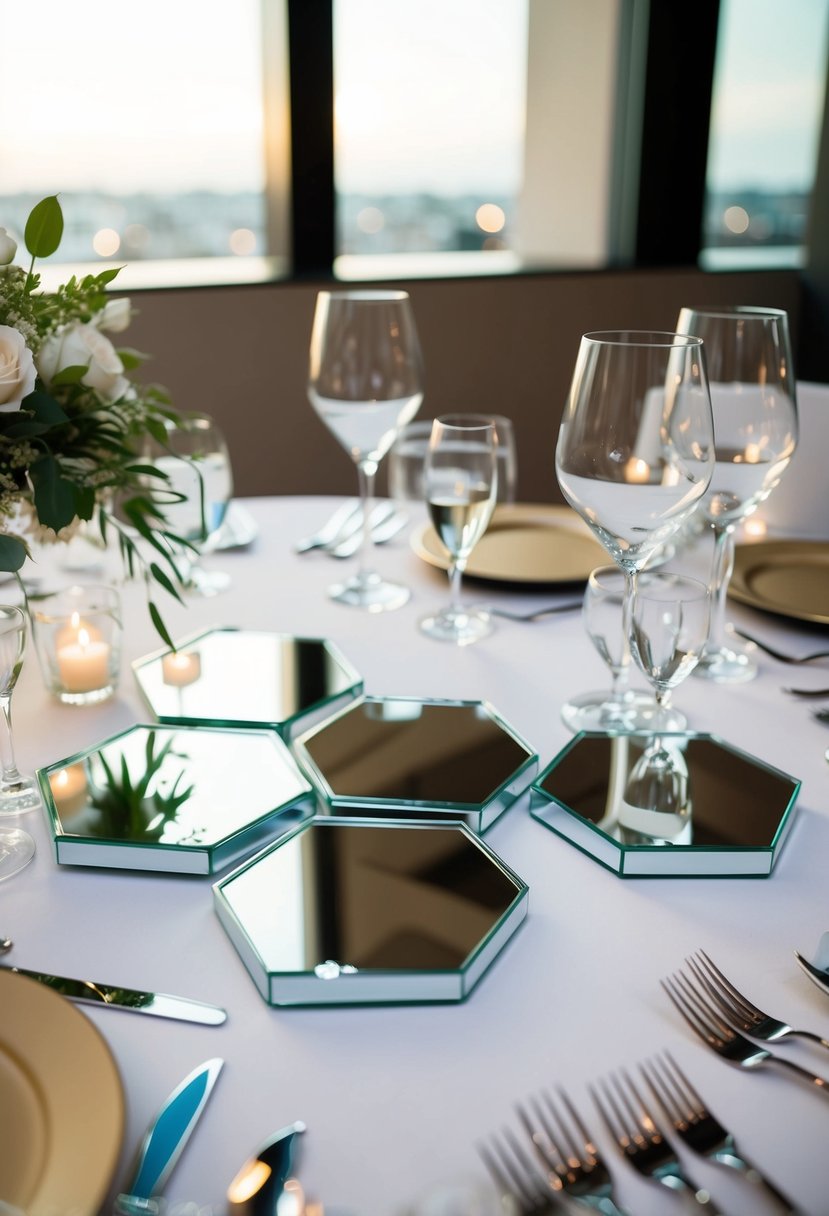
{"left": 161, "top": 650, "right": 202, "bottom": 688}
{"left": 56, "top": 627, "right": 112, "bottom": 693}
{"left": 624, "top": 457, "right": 651, "bottom": 484}
{"left": 49, "top": 764, "right": 88, "bottom": 817}
{"left": 56, "top": 610, "right": 101, "bottom": 648}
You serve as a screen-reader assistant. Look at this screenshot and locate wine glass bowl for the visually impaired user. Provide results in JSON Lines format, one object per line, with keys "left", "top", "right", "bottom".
{"left": 0, "top": 606, "right": 38, "bottom": 880}
{"left": 144, "top": 413, "right": 234, "bottom": 597}
{"left": 561, "top": 565, "right": 685, "bottom": 733}
{"left": 308, "top": 289, "right": 424, "bottom": 611}
{"left": 420, "top": 415, "right": 498, "bottom": 645}
{"left": 676, "top": 306, "right": 798, "bottom": 682}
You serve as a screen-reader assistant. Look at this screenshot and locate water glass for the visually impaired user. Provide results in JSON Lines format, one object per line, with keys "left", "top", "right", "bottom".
{"left": 32, "top": 584, "right": 122, "bottom": 705}
{"left": 389, "top": 415, "right": 517, "bottom": 506}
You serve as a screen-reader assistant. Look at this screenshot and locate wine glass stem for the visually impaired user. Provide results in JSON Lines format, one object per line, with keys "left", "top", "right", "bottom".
{"left": 448, "top": 557, "right": 466, "bottom": 616}
{"left": 708, "top": 523, "right": 736, "bottom": 653}
{"left": 356, "top": 460, "right": 378, "bottom": 581}
{"left": 621, "top": 567, "right": 639, "bottom": 671}
{"left": 0, "top": 695, "right": 22, "bottom": 787}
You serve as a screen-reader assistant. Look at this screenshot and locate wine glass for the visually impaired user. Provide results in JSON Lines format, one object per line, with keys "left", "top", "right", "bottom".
{"left": 0, "top": 607, "right": 38, "bottom": 880}
{"left": 555, "top": 331, "right": 715, "bottom": 670}
{"left": 620, "top": 572, "right": 710, "bottom": 845}
{"left": 561, "top": 565, "right": 685, "bottom": 733}
{"left": 676, "top": 306, "right": 798, "bottom": 683}
{"left": 420, "top": 415, "right": 498, "bottom": 645}
{"left": 145, "top": 413, "right": 234, "bottom": 597}
{"left": 308, "top": 290, "right": 424, "bottom": 611}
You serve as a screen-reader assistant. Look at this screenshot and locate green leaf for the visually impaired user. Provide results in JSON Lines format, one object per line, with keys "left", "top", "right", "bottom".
{"left": 149, "top": 562, "right": 184, "bottom": 605}
{"left": 51, "top": 364, "right": 89, "bottom": 387}
{"left": 0, "top": 535, "right": 28, "bottom": 573}
{"left": 24, "top": 196, "right": 64, "bottom": 259}
{"left": 148, "top": 601, "right": 175, "bottom": 651}
{"left": 95, "top": 267, "right": 121, "bottom": 286}
{"left": 124, "top": 463, "right": 169, "bottom": 479}
{"left": 24, "top": 391, "right": 69, "bottom": 426}
{"left": 29, "top": 455, "right": 77, "bottom": 531}
{"left": 117, "top": 348, "right": 147, "bottom": 370}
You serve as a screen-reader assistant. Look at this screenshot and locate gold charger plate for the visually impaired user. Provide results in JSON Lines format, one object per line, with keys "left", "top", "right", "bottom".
{"left": 731, "top": 540, "right": 829, "bottom": 626}
{"left": 0, "top": 969, "right": 124, "bottom": 1215}
{"left": 412, "top": 502, "right": 606, "bottom": 585}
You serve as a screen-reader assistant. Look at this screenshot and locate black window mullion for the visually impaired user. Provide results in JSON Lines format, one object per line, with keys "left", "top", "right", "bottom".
{"left": 287, "top": 0, "right": 336, "bottom": 276}
{"left": 635, "top": 0, "right": 720, "bottom": 267}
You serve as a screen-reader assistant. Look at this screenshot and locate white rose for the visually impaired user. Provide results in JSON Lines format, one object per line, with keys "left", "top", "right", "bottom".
{"left": 0, "top": 228, "right": 17, "bottom": 265}
{"left": 38, "top": 321, "right": 129, "bottom": 403}
{"left": 97, "top": 297, "right": 131, "bottom": 334}
{"left": 0, "top": 324, "right": 36, "bottom": 413}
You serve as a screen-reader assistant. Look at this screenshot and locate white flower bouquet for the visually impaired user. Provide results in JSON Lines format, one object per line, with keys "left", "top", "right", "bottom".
{"left": 0, "top": 196, "right": 187, "bottom": 644}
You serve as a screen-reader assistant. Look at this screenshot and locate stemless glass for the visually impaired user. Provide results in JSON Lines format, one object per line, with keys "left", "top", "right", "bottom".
{"left": 0, "top": 606, "right": 38, "bottom": 880}
{"left": 555, "top": 331, "right": 715, "bottom": 671}
{"left": 308, "top": 289, "right": 424, "bottom": 611}
{"left": 677, "top": 306, "right": 798, "bottom": 683}
{"left": 420, "top": 416, "right": 498, "bottom": 645}
{"left": 144, "top": 413, "right": 234, "bottom": 597}
{"left": 561, "top": 565, "right": 682, "bottom": 733}
{"left": 620, "top": 573, "right": 710, "bottom": 845}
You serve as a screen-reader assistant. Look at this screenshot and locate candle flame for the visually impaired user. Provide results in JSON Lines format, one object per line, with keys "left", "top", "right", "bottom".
{"left": 624, "top": 458, "right": 650, "bottom": 484}
{"left": 78, "top": 628, "right": 91, "bottom": 649}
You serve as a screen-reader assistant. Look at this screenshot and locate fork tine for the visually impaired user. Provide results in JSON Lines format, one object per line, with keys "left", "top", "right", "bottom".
{"left": 687, "top": 954, "right": 746, "bottom": 1026}
{"left": 590, "top": 1079, "right": 625, "bottom": 1147}
{"left": 478, "top": 1129, "right": 543, "bottom": 1209}
{"left": 516, "top": 1097, "right": 566, "bottom": 1181}
{"left": 695, "top": 949, "right": 761, "bottom": 1021}
{"left": 662, "top": 973, "right": 731, "bottom": 1046}
{"left": 660, "top": 1050, "right": 708, "bottom": 1119}
{"left": 641, "top": 1054, "right": 690, "bottom": 1125}
{"left": 556, "top": 1086, "right": 600, "bottom": 1163}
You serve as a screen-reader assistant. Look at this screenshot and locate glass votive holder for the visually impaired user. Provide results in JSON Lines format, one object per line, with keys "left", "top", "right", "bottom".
{"left": 32, "top": 584, "right": 122, "bottom": 705}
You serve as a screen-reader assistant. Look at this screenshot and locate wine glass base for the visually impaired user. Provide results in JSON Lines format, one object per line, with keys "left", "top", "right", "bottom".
{"left": 420, "top": 605, "right": 493, "bottom": 646}
{"left": 329, "top": 571, "right": 410, "bottom": 612}
{"left": 561, "top": 689, "right": 684, "bottom": 734}
{"left": 0, "top": 777, "right": 42, "bottom": 816}
{"left": 0, "top": 827, "right": 35, "bottom": 881}
{"left": 693, "top": 639, "right": 758, "bottom": 684}
{"left": 184, "top": 568, "right": 232, "bottom": 598}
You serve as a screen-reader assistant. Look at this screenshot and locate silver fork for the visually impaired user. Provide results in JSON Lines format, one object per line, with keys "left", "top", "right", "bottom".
{"left": 294, "top": 499, "right": 361, "bottom": 553}
{"left": 733, "top": 630, "right": 829, "bottom": 664}
{"left": 641, "top": 1051, "right": 798, "bottom": 1213}
{"left": 477, "top": 1129, "right": 583, "bottom": 1214}
{"left": 591, "top": 1070, "right": 719, "bottom": 1211}
{"left": 687, "top": 949, "right": 829, "bottom": 1052}
{"left": 515, "top": 1086, "right": 630, "bottom": 1214}
{"left": 662, "top": 970, "right": 829, "bottom": 1094}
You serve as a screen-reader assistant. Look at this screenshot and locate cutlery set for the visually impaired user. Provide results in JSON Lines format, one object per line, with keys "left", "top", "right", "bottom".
{"left": 294, "top": 499, "right": 408, "bottom": 557}
{"left": 481, "top": 947, "right": 829, "bottom": 1214}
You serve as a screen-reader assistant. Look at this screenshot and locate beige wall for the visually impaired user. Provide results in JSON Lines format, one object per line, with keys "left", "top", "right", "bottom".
{"left": 125, "top": 267, "right": 802, "bottom": 504}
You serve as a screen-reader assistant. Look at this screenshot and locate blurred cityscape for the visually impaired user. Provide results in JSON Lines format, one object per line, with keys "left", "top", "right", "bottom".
{"left": 0, "top": 186, "right": 812, "bottom": 272}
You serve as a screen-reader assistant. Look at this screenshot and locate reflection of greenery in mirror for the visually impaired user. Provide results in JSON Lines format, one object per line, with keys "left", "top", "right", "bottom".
{"left": 37, "top": 974, "right": 154, "bottom": 1010}
{"left": 88, "top": 730, "right": 194, "bottom": 840}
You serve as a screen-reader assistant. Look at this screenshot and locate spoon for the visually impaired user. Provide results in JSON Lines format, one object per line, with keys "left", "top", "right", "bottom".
{"left": 0, "top": 937, "right": 11, "bottom": 954}
{"left": 795, "top": 931, "right": 829, "bottom": 999}
{"left": 227, "top": 1120, "right": 305, "bottom": 1213}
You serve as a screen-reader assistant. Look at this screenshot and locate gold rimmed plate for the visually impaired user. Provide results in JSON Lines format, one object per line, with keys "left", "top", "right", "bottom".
{"left": 0, "top": 969, "right": 124, "bottom": 1214}
{"left": 731, "top": 540, "right": 829, "bottom": 626}
{"left": 412, "top": 502, "right": 606, "bottom": 585}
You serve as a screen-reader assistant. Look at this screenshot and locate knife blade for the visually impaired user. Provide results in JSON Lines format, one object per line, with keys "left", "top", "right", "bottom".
{"left": 0, "top": 963, "right": 226, "bottom": 1024}
{"left": 795, "top": 944, "right": 829, "bottom": 997}
{"left": 115, "top": 1056, "right": 224, "bottom": 1215}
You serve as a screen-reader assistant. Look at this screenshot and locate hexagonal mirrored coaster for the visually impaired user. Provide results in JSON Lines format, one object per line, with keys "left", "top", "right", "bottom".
{"left": 132, "top": 627, "right": 363, "bottom": 740}
{"left": 213, "top": 817, "right": 529, "bottom": 1005}
{"left": 293, "top": 696, "right": 538, "bottom": 833}
{"left": 37, "top": 724, "right": 315, "bottom": 875}
{"left": 530, "top": 732, "right": 800, "bottom": 878}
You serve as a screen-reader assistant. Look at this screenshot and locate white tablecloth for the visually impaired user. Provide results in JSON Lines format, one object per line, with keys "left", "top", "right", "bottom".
{"left": 8, "top": 497, "right": 829, "bottom": 1216}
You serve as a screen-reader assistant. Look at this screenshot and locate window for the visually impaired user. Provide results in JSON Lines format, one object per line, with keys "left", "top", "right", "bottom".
{"left": 0, "top": 0, "right": 289, "bottom": 287}
{"left": 701, "top": 0, "right": 829, "bottom": 268}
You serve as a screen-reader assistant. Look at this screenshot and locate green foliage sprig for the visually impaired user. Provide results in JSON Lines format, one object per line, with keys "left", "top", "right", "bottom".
{"left": 0, "top": 196, "right": 189, "bottom": 644}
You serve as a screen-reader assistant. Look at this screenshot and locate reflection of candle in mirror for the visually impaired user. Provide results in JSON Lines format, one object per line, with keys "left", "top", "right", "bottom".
{"left": 56, "top": 628, "right": 111, "bottom": 692}
{"left": 162, "top": 651, "right": 202, "bottom": 688}
{"left": 49, "top": 764, "right": 88, "bottom": 818}
{"left": 624, "top": 457, "right": 651, "bottom": 484}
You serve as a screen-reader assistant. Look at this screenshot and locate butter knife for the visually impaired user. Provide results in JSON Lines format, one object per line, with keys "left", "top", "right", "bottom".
{"left": 0, "top": 963, "right": 226, "bottom": 1025}
{"left": 116, "top": 1056, "right": 223, "bottom": 1215}
{"left": 796, "top": 932, "right": 829, "bottom": 998}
